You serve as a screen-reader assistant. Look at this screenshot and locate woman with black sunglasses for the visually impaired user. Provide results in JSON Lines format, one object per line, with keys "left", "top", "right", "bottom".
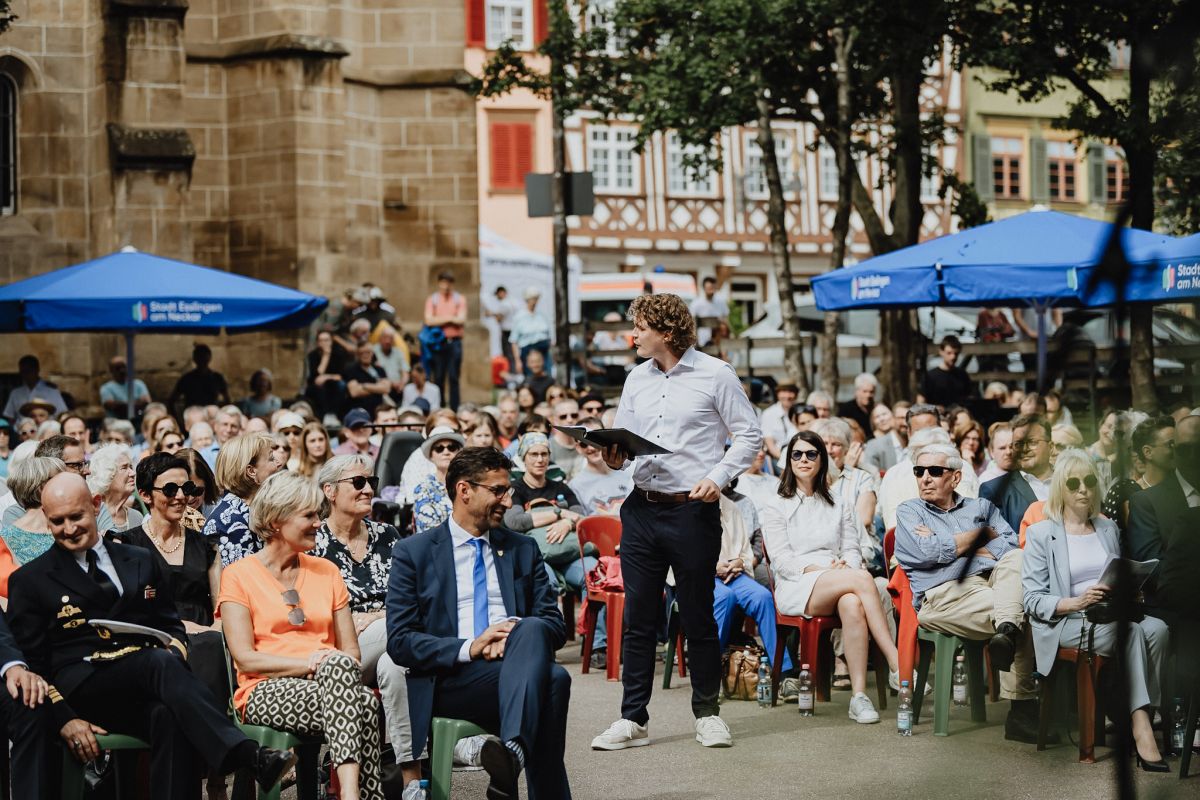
{"left": 761, "top": 431, "right": 900, "bottom": 723}
{"left": 313, "top": 454, "right": 422, "bottom": 790}
{"left": 412, "top": 426, "right": 466, "bottom": 533}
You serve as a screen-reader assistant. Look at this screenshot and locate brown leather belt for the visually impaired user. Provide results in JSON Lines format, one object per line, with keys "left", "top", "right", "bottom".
{"left": 634, "top": 487, "right": 691, "bottom": 504}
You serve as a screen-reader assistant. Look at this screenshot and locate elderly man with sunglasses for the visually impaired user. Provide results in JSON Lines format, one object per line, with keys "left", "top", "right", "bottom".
{"left": 894, "top": 443, "right": 1044, "bottom": 744}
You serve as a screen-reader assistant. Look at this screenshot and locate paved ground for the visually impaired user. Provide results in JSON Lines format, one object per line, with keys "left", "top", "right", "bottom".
{"left": 439, "top": 644, "right": 1197, "bottom": 800}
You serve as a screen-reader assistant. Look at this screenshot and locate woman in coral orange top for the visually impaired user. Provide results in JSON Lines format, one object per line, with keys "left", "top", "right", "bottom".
{"left": 218, "top": 471, "right": 384, "bottom": 800}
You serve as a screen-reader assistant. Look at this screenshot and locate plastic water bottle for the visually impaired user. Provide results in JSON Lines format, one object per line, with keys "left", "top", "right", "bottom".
{"left": 797, "top": 663, "right": 814, "bottom": 716}
{"left": 897, "top": 680, "right": 913, "bottom": 736}
{"left": 555, "top": 493, "right": 566, "bottom": 508}
{"left": 756, "top": 656, "right": 771, "bottom": 708}
{"left": 1172, "top": 697, "right": 1187, "bottom": 753}
{"left": 402, "top": 778, "right": 429, "bottom": 800}
{"left": 952, "top": 654, "right": 968, "bottom": 706}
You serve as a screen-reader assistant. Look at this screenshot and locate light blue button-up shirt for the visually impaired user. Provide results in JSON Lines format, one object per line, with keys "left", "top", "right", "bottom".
{"left": 894, "top": 493, "right": 1016, "bottom": 608}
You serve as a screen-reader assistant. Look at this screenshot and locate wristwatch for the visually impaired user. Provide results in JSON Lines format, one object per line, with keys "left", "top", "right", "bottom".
{"left": 554, "top": 507, "right": 562, "bottom": 520}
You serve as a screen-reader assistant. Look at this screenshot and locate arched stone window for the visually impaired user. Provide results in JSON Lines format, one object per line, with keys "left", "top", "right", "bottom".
{"left": 0, "top": 73, "right": 15, "bottom": 216}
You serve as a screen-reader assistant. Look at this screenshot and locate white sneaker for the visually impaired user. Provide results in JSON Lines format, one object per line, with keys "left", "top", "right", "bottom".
{"left": 452, "top": 735, "right": 485, "bottom": 770}
{"left": 888, "top": 670, "right": 933, "bottom": 695}
{"left": 694, "top": 715, "right": 733, "bottom": 747}
{"left": 849, "top": 692, "right": 881, "bottom": 724}
{"left": 591, "top": 719, "right": 649, "bottom": 751}
{"left": 779, "top": 677, "right": 800, "bottom": 703}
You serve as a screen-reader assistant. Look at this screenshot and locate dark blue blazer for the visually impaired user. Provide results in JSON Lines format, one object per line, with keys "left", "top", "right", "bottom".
{"left": 979, "top": 471, "right": 1037, "bottom": 535}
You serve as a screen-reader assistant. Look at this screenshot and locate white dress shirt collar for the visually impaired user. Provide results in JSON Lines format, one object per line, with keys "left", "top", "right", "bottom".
{"left": 73, "top": 537, "right": 125, "bottom": 596}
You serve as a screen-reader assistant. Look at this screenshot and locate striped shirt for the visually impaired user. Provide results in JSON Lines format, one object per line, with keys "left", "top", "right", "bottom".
{"left": 893, "top": 493, "right": 1017, "bottom": 608}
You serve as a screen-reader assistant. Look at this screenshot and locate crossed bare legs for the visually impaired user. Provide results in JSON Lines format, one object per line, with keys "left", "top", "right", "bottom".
{"left": 804, "top": 568, "right": 899, "bottom": 696}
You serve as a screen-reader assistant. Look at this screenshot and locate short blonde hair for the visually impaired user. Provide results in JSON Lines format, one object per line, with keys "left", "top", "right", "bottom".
{"left": 1045, "top": 448, "right": 1100, "bottom": 523}
{"left": 215, "top": 432, "right": 274, "bottom": 499}
{"left": 11, "top": 457, "right": 66, "bottom": 509}
{"left": 249, "top": 471, "right": 323, "bottom": 540}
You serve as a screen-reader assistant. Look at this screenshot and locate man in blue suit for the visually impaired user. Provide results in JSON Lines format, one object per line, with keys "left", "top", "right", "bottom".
{"left": 980, "top": 414, "right": 1049, "bottom": 533}
{"left": 386, "top": 447, "right": 571, "bottom": 800}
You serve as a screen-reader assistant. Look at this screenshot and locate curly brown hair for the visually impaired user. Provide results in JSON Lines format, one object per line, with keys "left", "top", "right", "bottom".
{"left": 627, "top": 293, "right": 697, "bottom": 356}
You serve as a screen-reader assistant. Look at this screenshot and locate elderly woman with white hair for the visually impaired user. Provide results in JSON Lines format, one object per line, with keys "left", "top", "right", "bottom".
{"left": 0, "top": 456, "right": 64, "bottom": 566}
{"left": 86, "top": 443, "right": 143, "bottom": 532}
{"left": 313, "top": 454, "right": 421, "bottom": 789}
{"left": 220, "top": 471, "right": 387, "bottom": 800}
{"left": 1022, "top": 449, "right": 1170, "bottom": 772}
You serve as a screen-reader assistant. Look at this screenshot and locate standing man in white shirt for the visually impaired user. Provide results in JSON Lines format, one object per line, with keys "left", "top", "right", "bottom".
{"left": 591, "top": 293, "right": 761, "bottom": 752}
{"left": 688, "top": 276, "right": 729, "bottom": 348}
{"left": 760, "top": 382, "right": 799, "bottom": 461}
{"left": 2, "top": 355, "right": 67, "bottom": 421}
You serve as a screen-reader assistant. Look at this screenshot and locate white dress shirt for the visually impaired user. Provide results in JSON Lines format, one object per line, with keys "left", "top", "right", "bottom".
{"left": 1021, "top": 471, "right": 1050, "bottom": 502}
{"left": 759, "top": 402, "right": 796, "bottom": 451}
{"left": 614, "top": 347, "right": 762, "bottom": 493}
{"left": 689, "top": 295, "right": 729, "bottom": 347}
{"left": 2, "top": 381, "right": 67, "bottom": 419}
{"left": 1178, "top": 471, "right": 1200, "bottom": 508}
{"left": 73, "top": 539, "right": 125, "bottom": 596}
{"left": 449, "top": 517, "right": 507, "bottom": 662}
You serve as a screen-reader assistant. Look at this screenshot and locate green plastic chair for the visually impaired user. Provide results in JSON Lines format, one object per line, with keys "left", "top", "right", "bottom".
{"left": 912, "top": 629, "right": 988, "bottom": 736}
{"left": 429, "top": 717, "right": 488, "bottom": 800}
{"left": 60, "top": 733, "right": 150, "bottom": 800}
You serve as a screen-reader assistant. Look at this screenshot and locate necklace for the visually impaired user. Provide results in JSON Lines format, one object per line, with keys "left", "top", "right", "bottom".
{"left": 146, "top": 523, "right": 184, "bottom": 554}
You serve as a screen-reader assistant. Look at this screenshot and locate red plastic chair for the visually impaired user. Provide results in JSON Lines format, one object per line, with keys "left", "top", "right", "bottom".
{"left": 578, "top": 516, "right": 624, "bottom": 681}
{"left": 1038, "top": 648, "right": 1108, "bottom": 762}
{"left": 762, "top": 541, "right": 888, "bottom": 708}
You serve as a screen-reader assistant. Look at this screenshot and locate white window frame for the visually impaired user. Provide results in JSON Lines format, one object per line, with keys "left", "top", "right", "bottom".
{"left": 743, "top": 132, "right": 794, "bottom": 200}
{"left": 0, "top": 73, "right": 15, "bottom": 217}
{"left": 920, "top": 145, "right": 940, "bottom": 202}
{"left": 818, "top": 142, "right": 839, "bottom": 201}
{"left": 666, "top": 132, "right": 717, "bottom": 197}
{"left": 584, "top": 0, "right": 626, "bottom": 55}
{"left": 486, "top": 0, "right": 533, "bottom": 51}
{"left": 587, "top": 125, "right": 640, "bottom": 195}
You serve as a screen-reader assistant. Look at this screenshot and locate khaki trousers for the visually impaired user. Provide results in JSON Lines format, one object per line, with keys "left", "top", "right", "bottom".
{"left": 917, "top": 549, "right": 1036, "bottom": 700}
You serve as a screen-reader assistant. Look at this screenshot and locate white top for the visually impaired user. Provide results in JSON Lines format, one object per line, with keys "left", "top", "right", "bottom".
{"left": 398, "top": 449, "right": 435, "bottom": 505}
{"left": 401, "top": 381, "right": 442, "bottom": 410}
{"left": 2, "top": 381, "right": 68, "bottom": 419}
{"left": 613, "top": 347, "right": 761, "bottom": 493}
{"left": 1022, "top": 471, "right": 1050, "bottom": 502}
{"left": 831, "top": 467, "right": 879, "bottom": 562}
{"left": 759, "top": 402, "right": 796, "bottom": 451}
{"left": 569, "top": 465, "right": 634, "bottom": 516}
{"left": 879, "top": 456, "right": 979, "bottom": 530}
{"left": 761, "top": 489, "right": 862, "bottom": 578}
{"left": 448, "top": 517, "right": 507, "bottom": 663}
{"left": 689, "top": 295, "right": 729, "bottom": 347}
{"left": 1065, "top": 532, "right": 1110, "bottom": 596}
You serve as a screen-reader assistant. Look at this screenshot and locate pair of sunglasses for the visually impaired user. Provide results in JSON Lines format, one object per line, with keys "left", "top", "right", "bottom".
{"left": 281, "top": 589, "right": 306, "bottom": 626}
{"left": 153, "top": 481, "right": 205, "bottom": 498}
{"left": 432, "top": 442, "right": 462, "bottom": 454}
{"left": 336, "top": 475, "right": 380, "bottom": 492}
{"left": 790, "top": 448, "right": 820, "bottom": 462}
{"left": 913, "top": 465, "right": 952, "bottom": 478}
{"left": 1065, "top": 474, "right": 1099, "bottom": 492}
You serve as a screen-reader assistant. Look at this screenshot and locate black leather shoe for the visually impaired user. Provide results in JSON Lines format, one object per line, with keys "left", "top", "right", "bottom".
{"left": 590, "top": 648, "right": 607, "bottom": 670}
{"left": 254, "top": 746, "right": 298, "bottom": 791}
{"left": 1004, "top": 707, "right": 1058, "bottom": 745}
{"left": 480, "top": 736, "right": 521, "bottom": 800}
{"left": 1135, "top": 752, "right": 1170, "bottom": 773}
{"left": 989, "top": 622, "right": 1020, "bottom": 673}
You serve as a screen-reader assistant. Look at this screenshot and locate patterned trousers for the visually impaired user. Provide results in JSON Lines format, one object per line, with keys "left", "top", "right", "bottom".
{"left": 243, "top": 653, "right": 384, "bottom": 800}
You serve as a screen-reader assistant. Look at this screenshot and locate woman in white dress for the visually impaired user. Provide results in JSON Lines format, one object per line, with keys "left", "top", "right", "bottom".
{"left": 761, "top": 430, "right": 901, "bottom": 724}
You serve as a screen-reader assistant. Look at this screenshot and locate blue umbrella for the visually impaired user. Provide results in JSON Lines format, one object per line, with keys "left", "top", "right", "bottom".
{"left": 0, "top": 247, "right": 328, "bottom": 421}
{"left": 1086, "top": 231, "right": 1200, "bottom": 305}
{"left": 811, "top": 210, "right": 1171, "bottom": 388}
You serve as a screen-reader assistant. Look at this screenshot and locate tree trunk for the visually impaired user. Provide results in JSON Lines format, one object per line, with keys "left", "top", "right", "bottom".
{"left": 822, "top": 28, "right": 857, "bottom": 398}
{"left": 1126, "top": 37, "right": 1157, "bottom": 411}
{"left": 550, "top": 56, "right": 572, "bottom": 384}
{"left": 756, "top": 81, "right": 808, "bottom": 392}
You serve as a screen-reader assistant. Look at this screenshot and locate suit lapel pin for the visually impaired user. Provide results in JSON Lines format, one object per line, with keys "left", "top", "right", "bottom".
{"left": 144, "top": 586, "right": 156, "bottom": 600}
{"left": 62, "top": 595, "right": 70, "bottom": 603}
{"left": 496, "top": 549, "right": 504, "bottom": 557}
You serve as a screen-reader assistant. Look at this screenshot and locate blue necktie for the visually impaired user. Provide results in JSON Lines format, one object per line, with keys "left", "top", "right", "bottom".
{"left": 470, "top": 538, "right": 489, "bottom": 637}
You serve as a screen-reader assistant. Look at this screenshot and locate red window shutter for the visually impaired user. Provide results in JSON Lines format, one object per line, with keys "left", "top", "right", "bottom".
{"left": 489, "top": 120, "right": 534, "bottom": 191}
{"left": 513, "top": 123, "right": 534, "bottom": 186}
{"left": 534, "top": 0, "right": 549, "bottom": 45}
{"left": 466, "top": 0, "right": 486, "bottom": 47}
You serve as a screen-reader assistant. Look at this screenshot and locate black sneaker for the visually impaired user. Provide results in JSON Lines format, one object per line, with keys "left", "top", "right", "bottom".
{"left": 479, "top": 736, "right": 521, "bottom": 800}
{"left": 254, "top": 746, "right": 298, "bottom": 791}
{"left": 590, "top": 648, "right": 607, "bottom": 670}
{"left": 1004, "top": 702, "right": 1058, "bottom": 745}
{"left": 989, "top": 621, "right": 1020, "bottom": 673}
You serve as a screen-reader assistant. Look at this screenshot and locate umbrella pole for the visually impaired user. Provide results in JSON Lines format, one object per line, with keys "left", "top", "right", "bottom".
{"left": 1035, "top": 303, "right": 1047, "bottom": 394}
{"left": 125, "top": 332, "right": 137, "bottom": 427}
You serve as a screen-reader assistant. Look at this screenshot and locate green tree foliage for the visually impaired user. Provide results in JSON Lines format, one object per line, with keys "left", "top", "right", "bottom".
{"left": 0, "top": 3, "right": 15, "bottom": 35}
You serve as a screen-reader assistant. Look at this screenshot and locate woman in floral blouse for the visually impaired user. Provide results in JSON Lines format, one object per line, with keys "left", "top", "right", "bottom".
{"left": 410, "top": 426, "right": 465, "bottom": 533}
{"left": 202, "top": 432, "right": 281, "bottom": 569}
{"left": 314, "top": 454, "right": 420, "bottom": 786}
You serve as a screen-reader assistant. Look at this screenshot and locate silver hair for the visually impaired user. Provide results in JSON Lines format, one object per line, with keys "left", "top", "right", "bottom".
{"left": 10, "top": 456, "right": 66, "bottom": 509}
{"left": 805, "top": 389, "right": 833, "bottom": 407}
{"left": 907, "top": 426, "right": 951, "bottom": 457}
{"left": 86, "top": 444, "right": 133, "bottom": 496}
{"left": 9, "top": 439, "right": 40, "bottom": 468}
{"left": 809, "top": 417, "right": 851, "bottom": 446}
{"left": 317, "top": 453, "right": 373, "bottom": 489}
{"left": 915, "top": 442, "right": 964, "bottom": 471}
{"left": 103, "top": 418, "right": 136, "bottom": 441}
{"left": 36, "top": 420, "right": 62, "bottom": 439}
{"left": 189, "top": 421, "right": 214, "bottom": 439}
{"left": 854, "top": 373, "right": 879, "bottom": 391}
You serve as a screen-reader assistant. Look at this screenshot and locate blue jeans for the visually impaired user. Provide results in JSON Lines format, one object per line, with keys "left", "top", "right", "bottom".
{"left": 561, "top": 556, "right": 606, "bottom": 650}
{"left": 519, "top": 340, "right": 551, "bottom": 376}
{"left": 430, "top": 337, "right": 462, "bottom": 409}
{"left": 713, "top": 574, "right": 792, "bottom": 671}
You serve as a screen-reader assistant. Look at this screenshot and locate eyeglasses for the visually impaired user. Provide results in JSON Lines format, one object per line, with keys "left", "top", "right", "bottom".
{"left": 1013, "top": 438, "right": 1047, "bottom": 452}
{"left": 1065, "top": 475, "right": 1099, "bottom": 492}
{"left": 153, "top": 481, "right": 205, "bottom": 498}
{"left": 63, "top": 460, "right": 87, "bottom": 473}
{"left": 432, "top": 442, "right": 462, "bottom": 454}
{"left": 556, "top": 412, "right": 579, "bottom": 421}
{"left": 336, "top": 475, "right": 380, "bottom": 493}
{"left": 582, "top": 404, "right": 604, "bottom": 414}
{"left": 913, "top": 465, "right": 952, "bottom": 478}
{"left": 790, "top": 448, "right": 820, "bottom": 462}
{"left": 281, "top": 589, "right": 306, "bottom": 626}
{"left": 468, "top": 481, "right": 515, "bottom": 499}
{"left": 524, "top": 450, "right": 551, "bottom": 461}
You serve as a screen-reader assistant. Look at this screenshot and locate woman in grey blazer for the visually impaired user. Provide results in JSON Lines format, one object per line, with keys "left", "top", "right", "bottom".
{"left": 1022, "top": 449, "right": 1170, "bottom": 772}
